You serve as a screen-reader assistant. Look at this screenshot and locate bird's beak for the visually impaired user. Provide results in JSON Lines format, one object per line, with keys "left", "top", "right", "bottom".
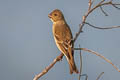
{"left": 48, "top": 14, "right": 52, "bottom": 18}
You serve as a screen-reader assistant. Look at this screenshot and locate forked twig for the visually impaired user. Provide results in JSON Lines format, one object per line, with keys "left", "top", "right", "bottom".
{"left": 73, "top": 0, "right": 120, "bottom": 42}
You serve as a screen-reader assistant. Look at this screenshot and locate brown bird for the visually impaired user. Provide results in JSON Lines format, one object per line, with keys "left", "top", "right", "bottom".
{"left": 48, "top": 9, "right": 79, "bottom": 74}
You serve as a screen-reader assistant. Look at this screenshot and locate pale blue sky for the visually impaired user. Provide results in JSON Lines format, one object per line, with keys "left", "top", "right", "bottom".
{"left": 0, "top": 0, "right": 120, "bottom": 80}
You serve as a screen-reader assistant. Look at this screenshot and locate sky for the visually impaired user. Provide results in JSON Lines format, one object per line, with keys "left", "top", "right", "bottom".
{"left": 0, "top": 0, "right": 120, "bottom": 80}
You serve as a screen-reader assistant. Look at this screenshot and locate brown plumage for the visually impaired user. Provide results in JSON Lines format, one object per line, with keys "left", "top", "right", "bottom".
{"left": 48, "top": 9, "right": 79, "bottom": 74}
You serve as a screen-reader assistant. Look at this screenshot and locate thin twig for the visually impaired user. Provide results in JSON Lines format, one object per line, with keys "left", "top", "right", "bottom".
{"left": 100, "top": 6, "right": 108, "bottom": 16}
{"left": 74, "top": 48, "right": 120, "bottom": 72}
{"left": 85, "top": 22, "right": 120, "bottom": 29}
{"left": 101, "top": 2, "right": 120, "bottom": 10}
{"left": 111, "top": 3, "right": 120, "bottom": 10}
{"left": 88, "top": 0, "right": 96, "bottom": 11}
{"left": 88, "top": 0, "right": 92, "bottom": 11}
{"left": 96, "top": 72, "right": 104, "bottom": 80}
{"left": 78, "top": 45, "right": 82, "bottom": 80}
{"left": 33, "top": 53, "right": 64, "bottom": 80}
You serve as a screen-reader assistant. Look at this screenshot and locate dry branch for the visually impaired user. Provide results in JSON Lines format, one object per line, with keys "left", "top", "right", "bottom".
{"left": 33, "top": 47, "right": 120, "bottom": 80}
{"left": 100, "top": 6, "right": 108, "bottom": 16}
{"left": 74, "top": 48, "right": 120, "bottom": 72}
{"left": 33, "top": 53, "right": 63, "bottom": 80}
{"left": 85, "top": 22, "right": 120, "bottom": 30}
{"left": 73, "top": 0, "right": 120, "bottom": 42}
{"left": 78, "top": 45, "right": 83, "bottom": 80}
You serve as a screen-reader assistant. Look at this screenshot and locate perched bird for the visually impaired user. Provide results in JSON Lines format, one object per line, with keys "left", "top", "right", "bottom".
{"left": 48, "top": 9, "right": 79, "bottom": 74}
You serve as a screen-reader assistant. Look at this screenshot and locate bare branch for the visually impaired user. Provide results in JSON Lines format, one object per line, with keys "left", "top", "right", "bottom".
{"left": 73, "top": 1, "right": 120, "bottom": 42}
{"left": 96, "top": 72, "right": 104, "bottom": 80}
{"left": 85, "top": 22, "right": 120, "bottom": 29}
{"left": 33, "top": 53, "right": 64, "bottom": 80}
{"left": 111, "top": 3, "right": 120, "bottom": 10}
{"left": 33, "top": 46, "right": 120, "bottom": 80}
{"left": 74, "top": 48, "right": 120, "bottom": 72}
{"left": 101, "top": 2, "right": 120, "bottom": 10}
{"left": 100, "top": 6, "right": 108, "bottom": 16}
{"left": 78, "top": 45, "right": 82, "bottom": 80}
{"left": 88, "top": 0, "right": 92, "bottom": 11}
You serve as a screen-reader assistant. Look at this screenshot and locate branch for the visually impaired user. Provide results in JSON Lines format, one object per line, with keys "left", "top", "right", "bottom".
{"left": 78, "top": 45, "right": 83, "bottom": 80}
{"left": 73, "top": 0, "right": 120, "bottom": 42}
{"left": 74, "top": 48, "right": 120, "bottom": 72}
{"left": 33, "top": 53, "right": 64, "bottom": 80}
{"left": 100, "top": 6, "right": 108, "bottom": 16}
{"left": 88, "top": 0, "right": 92, "bottom": 11}
{"left": 111, "top": 3, "right": 120, "bottom": 10}
{"left": 33, "top": 47, "right": 120, "bottom": 80}
{"left": 78, "top": 45, "right": 88, "bottom": 80}
{"left": 85, "top": 22, "right": 120, "bottom": 30}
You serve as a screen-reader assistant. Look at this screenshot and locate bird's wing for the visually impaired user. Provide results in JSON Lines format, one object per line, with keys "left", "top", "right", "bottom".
{"left": 53, "top": 23, "right": 73, "bottom": 58}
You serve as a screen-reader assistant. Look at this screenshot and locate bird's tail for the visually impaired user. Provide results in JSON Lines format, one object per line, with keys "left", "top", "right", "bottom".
{"left": 67, "top": 56, "right": 79, "bottom": 74}
{"left": 65, "top": 47, "right": 79, "bottom": 74}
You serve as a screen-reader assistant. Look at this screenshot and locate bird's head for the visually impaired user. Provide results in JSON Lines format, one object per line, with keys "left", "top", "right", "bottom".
{"left": 48, "top": 9, "right": 65, "bottom": 22}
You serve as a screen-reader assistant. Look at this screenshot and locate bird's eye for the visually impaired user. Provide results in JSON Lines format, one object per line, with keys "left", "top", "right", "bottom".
{"left": 54, "top": 13, "right": 57, "bottom": 16}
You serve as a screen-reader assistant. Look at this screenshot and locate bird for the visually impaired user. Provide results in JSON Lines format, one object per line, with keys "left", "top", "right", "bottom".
{"left": 48, "top": 9, "right": 79, "bottom": 74}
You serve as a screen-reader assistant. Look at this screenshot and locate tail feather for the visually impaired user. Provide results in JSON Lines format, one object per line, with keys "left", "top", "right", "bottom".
{"left": 68, "top": 57, "right": 79, "bottom": 74}
{"left": 65, "top": 52, "right": 79, "bottom": 74}
{"left": 64, "top": 43, "right": 79, "bottom": 74}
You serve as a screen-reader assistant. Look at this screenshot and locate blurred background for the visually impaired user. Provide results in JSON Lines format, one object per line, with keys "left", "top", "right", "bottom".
{"left": 0, "top": 0, "right": 120, "bottom": 80}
